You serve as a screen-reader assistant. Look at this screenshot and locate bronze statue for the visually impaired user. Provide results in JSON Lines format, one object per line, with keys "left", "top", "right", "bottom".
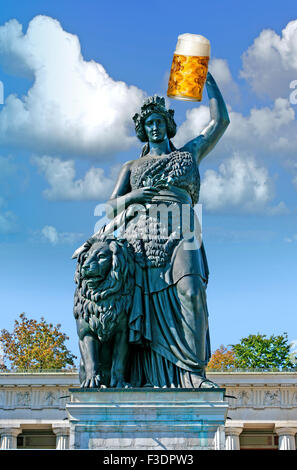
{"left": 73, "top": 238, "right": 135, "bottom": 388}
{"left": 73, "top": 71, "right": 229, "bottom": 388}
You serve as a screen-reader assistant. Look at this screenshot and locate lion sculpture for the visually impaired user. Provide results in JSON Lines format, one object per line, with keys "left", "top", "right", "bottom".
{"left": 73, "top": 236, "right": 135, "bottom": 388}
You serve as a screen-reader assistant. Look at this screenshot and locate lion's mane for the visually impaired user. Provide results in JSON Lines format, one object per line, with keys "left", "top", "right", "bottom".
{"left": 73, "top": 238, "right": 135, "bottom": 342}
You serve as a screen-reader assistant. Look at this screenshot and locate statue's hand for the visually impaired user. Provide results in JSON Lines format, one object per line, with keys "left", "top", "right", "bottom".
{"left": 206, "top": 71, "right": 215, "bottom": 86}
{"left": 128, "top": 186, "right": 159, "bottom": 205}
{"left": 205, "top": 71, "right": 222, "bottom": 102}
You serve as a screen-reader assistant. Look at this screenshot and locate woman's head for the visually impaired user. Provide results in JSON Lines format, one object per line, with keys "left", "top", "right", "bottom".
{"left": 133, "top": 96, "right": 177, "bottom": 143}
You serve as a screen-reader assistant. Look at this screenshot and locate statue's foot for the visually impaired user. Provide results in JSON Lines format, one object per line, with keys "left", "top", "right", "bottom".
{"left": 198, "top": 378, "right": 220, "bottom": 389}
{"left": 123, "top": 382, "right": 132, "bottom": 389}
{"left": 80, "top": 373, "right": 101, "bottom": 388}
{"left": 110, "top": 377, "right": 131, "bottom": 388}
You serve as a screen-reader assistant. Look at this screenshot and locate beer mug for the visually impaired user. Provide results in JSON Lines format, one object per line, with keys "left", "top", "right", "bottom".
{"left": 167, "top": 33, "right": 210, "bottom": 102}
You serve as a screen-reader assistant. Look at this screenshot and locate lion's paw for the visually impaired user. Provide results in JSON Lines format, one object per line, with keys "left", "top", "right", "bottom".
{"left": 81, "top": 374, "right": 101, "bottom": 388}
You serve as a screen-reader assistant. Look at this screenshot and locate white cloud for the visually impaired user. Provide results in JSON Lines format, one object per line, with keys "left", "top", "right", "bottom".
{"left": 173, "top": 105, "right": 210, "bottom": 149}
{"left": 41, "top": 225, "right": 84, "bottom": 245}
{"left": 0, "top": 197, "right": 18, "bottom": 233}
{"left": 0, "top": 16, "right": 145, "bottom": 157}
{"left": 41, "top": 225, "right": 59, "bottom": 244}
{"left": 166, "top": 96, "right": 297, "bottom": 212}
{"left": 240, "top": 19, "right": 297, "bottom": 99}
{"left": 173, "top": 23, "right": 297, "bottom": 181}
{"left": 284, "top": 234, "right": 297, "bottom": 243}
{"left": 266, "top": 202, "right": 289, "bottom": 216}
{"left": 31, "top": 155, "right": 118, "bottom": 201}
{"left": 226, "top": 98, "right": 297, "bottom": 156}
{"left": 199, "top": 154, "right": 285, "bottom": 214}
{"left": 209, "top": 58, "right": 240, "bottom": 103}
{"left": 174, "top": 97, "right": 297, "bottom": 160}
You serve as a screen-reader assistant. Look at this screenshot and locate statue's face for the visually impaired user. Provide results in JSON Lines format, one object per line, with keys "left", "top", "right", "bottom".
{"left": 144, "top": 113, "right": 168, "bottom": 143}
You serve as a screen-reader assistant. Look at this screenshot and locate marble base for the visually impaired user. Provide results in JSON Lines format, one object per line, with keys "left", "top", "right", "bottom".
{"left": 66, "top": 388, "right": 228, "bottom": 450}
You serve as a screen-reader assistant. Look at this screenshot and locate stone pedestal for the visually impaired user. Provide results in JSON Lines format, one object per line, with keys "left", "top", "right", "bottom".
{"left": 66, "top": 388, "right": 228, "bottom": 450}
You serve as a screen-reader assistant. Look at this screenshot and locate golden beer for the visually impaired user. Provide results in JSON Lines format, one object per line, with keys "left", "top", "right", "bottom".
{"left": 167, "top": 33, "right": 210, "bottom": 102}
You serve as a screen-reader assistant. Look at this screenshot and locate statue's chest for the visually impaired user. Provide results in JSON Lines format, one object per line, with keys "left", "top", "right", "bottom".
{"left": 130, "top": 151, "right": 200, "bottom": 204}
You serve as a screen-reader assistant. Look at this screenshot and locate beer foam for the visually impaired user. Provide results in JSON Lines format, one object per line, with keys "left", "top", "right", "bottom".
{"left": 175, "top": 33, "right": 210, "bottom": 57}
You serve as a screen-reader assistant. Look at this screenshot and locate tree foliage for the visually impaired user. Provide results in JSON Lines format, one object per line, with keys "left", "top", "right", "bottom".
{"left": 207, "top": 333, "right": 297, "bottom": 371}
{"left": 231, "top": 333, "right": 296, "bottom": 370}
{"left": 0, "top": 313, "right": 77, "bottom": 370}
{"left": 207, "top": 345, "right": 236, "bottom": 370}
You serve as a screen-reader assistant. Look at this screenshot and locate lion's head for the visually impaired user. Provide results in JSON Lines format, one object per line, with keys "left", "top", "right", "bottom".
{"left": 73, "top": 238, "right": 135, "bottom": 341}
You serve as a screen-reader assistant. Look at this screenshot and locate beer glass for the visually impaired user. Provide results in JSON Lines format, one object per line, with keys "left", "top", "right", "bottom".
{"left": 167, "top": 33, "right": 210, "bottom": 101}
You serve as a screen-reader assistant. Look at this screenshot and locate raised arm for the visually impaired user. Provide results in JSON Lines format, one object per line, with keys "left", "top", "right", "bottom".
{"left": 181, "top": 71, "right": 230, "bottom": 164}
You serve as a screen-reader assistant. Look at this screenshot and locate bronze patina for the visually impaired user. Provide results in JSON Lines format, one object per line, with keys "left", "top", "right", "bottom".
{"left": 73, "top": 72, "right": 230, "bottom": 388}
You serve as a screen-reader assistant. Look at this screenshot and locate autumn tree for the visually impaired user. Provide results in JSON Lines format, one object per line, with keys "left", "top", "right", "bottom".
{"left": 207, "top": 333, "right": 296, "bottom": 371}
{"left": 0, "top": 313, "right": 77, "bottom": 370}
{"left": 207, "top": 345, "right": 236, "bottom": 370}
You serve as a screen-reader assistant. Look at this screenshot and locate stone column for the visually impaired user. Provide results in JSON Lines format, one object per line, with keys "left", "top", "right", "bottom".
{"left": 52, "top": 426, "right": 70, "bottom": 450}
{"left": 213, "top": 425, "right": 226, "bottom": 450}
{"left": 274, "top": 427, "right": 297, "bottom": 451}
{"left": 0, "top": 427, "right": 22, "bottom": 449}
{"left": 225, "top": 426, "right": 244, "bottom": 450}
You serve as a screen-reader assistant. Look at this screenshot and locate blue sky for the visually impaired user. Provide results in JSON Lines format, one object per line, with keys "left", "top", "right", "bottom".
{"left": 0, "top": 0, "right": 297, "bottom": 365}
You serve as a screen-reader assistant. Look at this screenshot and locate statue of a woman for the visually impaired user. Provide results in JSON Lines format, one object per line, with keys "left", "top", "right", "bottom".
{"left": 104, "top": 72, "right": 230, "bottom": 388}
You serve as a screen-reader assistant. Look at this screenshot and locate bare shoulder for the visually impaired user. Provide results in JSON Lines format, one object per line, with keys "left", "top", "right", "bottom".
{"left": 117, "top": 159, "right": 135, "bottom": 177}
{"left": 123, "top": 159, "right": 135, "bottom": 167}
{"left": 121, "top": 159, "right": 135, "bottom": 170}
{"left": 109, "top": 159, "right": 134, "bottom": 200}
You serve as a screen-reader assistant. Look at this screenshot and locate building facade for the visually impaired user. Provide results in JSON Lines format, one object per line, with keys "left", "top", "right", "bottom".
{"left": 0, "top": 370, "right": 296, "bottom": 450}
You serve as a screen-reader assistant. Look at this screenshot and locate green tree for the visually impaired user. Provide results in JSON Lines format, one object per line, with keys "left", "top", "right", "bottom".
{"left": 289, "top": 342, "right": 297, "bottom": 366}
{"left": 231, "top": 333, "right": 296, "bottom": 370}
{"left": 0, "top": 313, "right": 77, "bottom": 370}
